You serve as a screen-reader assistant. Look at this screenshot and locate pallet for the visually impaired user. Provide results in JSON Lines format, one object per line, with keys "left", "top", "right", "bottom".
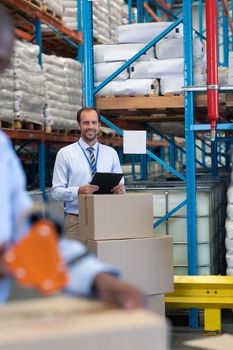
{"left": 22, "top": 0, "right": 42, "bottom": 10}
{"left": 14, "top": 120, "right": 44, "bottom": 132}
{"left": 42, "top": 5, "right": 63, "bottom": 23}
{"left": 45, "top": 125, "right": 68, "bottom": 134}
{"left": 0, "top": 120, "right": 14, "bottom": 130}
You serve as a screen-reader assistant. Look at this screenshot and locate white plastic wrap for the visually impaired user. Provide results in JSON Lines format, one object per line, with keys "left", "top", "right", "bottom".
{"left": 94, "top": 61, "right": 129, "bottom": 82}
{"left": 130, "top": 58, "right": 184, "bottom": 79}
{"left": 226, "top": 268, "right": 233, "bottom": 275}
{"left": 160, "top": 75, "right": 184, "bottom": 95}
{"left": 117, "top": 22, "right": 183, "bottom": 43}
{"left": 227, "top": 204, "right": 233, "bottom": 220}
{"left": 95, "top": 79, "right": 159, "bottom": 96}
{"left": 155, "top": 38, "right": 205, "bottom": 59}
{"left": 225, "top": 218, "right": 233, "bottom": 239}
{"left": 226, "top": 239, "right": 233, "bottom": 253}
{"left": 227, "top": 185, "right": 233, "bottom": 204}
{"left": 94, "top": 43, "right": 155, "bottom": 63}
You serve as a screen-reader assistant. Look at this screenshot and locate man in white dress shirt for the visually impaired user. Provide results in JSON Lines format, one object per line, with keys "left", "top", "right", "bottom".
{"left": 52, "top": 107, "right": 125, "bottom": 239}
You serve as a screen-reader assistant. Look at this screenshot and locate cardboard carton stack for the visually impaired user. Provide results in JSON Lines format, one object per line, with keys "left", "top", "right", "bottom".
{"left": 0, "top": 297, "right": 170, "bottom": 350}
{"left": 79, "top": 193, "right": 174, "bottom": 314}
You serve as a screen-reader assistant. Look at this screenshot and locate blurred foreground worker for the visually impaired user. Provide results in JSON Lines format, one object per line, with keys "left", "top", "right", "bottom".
{"left": 0, "top": 5, "right": 144, "bottom": 309}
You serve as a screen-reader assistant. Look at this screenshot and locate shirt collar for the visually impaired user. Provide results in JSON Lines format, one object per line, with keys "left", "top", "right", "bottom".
{"left": 79, "top": 138, "right": 99, "bottom": 151}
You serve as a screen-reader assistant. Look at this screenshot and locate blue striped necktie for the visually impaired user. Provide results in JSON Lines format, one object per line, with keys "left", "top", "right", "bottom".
{"left": 87, "top": 147, "right": 96, "bottom": 176}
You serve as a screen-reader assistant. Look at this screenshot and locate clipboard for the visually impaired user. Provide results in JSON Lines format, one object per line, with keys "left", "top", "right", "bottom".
{"left": 90, "top": 172, "right": 123, "bottom": 194}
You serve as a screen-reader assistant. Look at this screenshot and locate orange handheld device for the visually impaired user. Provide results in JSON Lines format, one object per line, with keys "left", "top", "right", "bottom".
{"left": 3, "top": 219, "right": 68, "bottom": 296}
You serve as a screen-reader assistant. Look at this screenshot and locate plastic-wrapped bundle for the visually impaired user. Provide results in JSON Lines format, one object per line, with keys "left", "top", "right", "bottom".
{"left": 95, "top": 79, "right": 159, "bottom": 96}
{"left": 226, "top": 240, "right": 233, "bottom": 253}
{"left": 155, "top": 38, "right": 205, "bottom": 59}
{"left": 0, "top": 67, "right": 14, "bottom": 123}
{"left": 227, "top": 204, "right": 233, "bottom": 221}
{"left": 43, "top": 54, "right": 82, "bottom": 130}
{"left": 62, "top": 0, "right": 78, "bottom": 31}
{"left": 225, "top": 218, "right": 233, "bottom": 239}
{"left": 63, "top": 58, "right": 83, "bottom": 113}
{"left": 227, "top": 185, "right": 233, "bottom": 204}
{"left": 94, "top": 43, "right": 155, "bottom": 63}
{"left": 94, "top": 61, "right": 129, "bottom": 82}
{"left": 130, "top": 57, "right": 206, "bottom": 79}
{"left": 130, "top": 58, "right": 184, "bottom": 79}
{"left": 13, "top": 41, "right": 45, "bottom": 125}
{"left": 116, "top": 22, "right": 183, "bottom": 43}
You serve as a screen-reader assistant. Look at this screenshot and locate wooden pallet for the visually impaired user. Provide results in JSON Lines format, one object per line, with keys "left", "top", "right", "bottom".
{"left": 14, "top": 120, "right": 44, "bottom": 131}
{"left": 45, "top": 125, "right": 68, "bottom": 134}
{"left": 23, "top": 0, "right": 42, "bottom": 10}
{"left": 42, "top": 5, "right": 63, "bottom": 23}
{"left": 0, "top": 120, "right": 14, "bottom": 130}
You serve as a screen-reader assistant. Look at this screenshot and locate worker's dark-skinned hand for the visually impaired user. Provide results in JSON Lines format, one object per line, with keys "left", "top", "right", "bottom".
{"left": 79, "top": 184, "right": 99, "bottom": 195}
{"left": 0, "top": 243, "right": 7, "bottom": 279}
{"left": 111, "top": 183, "right": 125, "bottom": 194}
{"left": 93, "top": 273, "right": 146, "bottom": 310}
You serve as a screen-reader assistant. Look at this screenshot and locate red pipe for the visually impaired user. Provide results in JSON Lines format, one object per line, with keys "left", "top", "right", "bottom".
{"left": 206, "top": 0, "right": 219, "bottom": 141}
{"left": 144, "top": 3, "right": 162, "bottom": 22}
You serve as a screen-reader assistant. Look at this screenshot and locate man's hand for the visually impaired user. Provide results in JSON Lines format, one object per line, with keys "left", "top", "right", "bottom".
{"left": 111, "top": 183, "right": 125, "bottom": 194}
{"left": 0, "top": 243, "right": 7, "bottom": 279}
{"left": 93, "top": 273, "right": 146, "bottom": 310}
{"left": 79, "top": 184, "right": 99, "bottom": 195}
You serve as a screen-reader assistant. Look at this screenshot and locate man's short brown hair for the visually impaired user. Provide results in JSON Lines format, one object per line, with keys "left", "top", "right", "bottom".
{"left": 77, "top": 107, "right": 101, "bottom": 123}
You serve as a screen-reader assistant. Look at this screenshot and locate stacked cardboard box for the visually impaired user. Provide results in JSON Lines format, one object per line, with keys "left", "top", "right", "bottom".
{"left": 79, "top": 193, "right": 174, "bottom": 314}
{"left": 0, "top": 297, "right": 170, "bottom": 350}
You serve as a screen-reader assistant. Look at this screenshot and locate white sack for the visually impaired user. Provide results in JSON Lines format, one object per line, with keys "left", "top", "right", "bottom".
{"left": 94, "top": 43, "right": 155, "bottom": 63}
{"left": 156, "top": 38, "right": 205, "bottom": 59}
{"left": 117, "top": 22, "right": 183, "bottom": 43}
{"left": 94, "top": 61, "right": 129, "bottom": 82}
{"left": 95, "top": 79, "right": 159, "bottom": 96}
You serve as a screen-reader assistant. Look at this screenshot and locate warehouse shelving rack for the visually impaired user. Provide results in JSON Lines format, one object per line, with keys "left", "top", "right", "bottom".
{"left": 0, "top": 0, "right": 164, "bottom": 194}
{"left": 0, "top": 0, "right": 86, "bottom": 198}
{"left": 81, "top": 0, "right": 233, "bottom": 327}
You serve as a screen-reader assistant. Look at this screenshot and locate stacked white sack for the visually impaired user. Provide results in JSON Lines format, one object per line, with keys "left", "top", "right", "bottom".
{"left": 0, "top": 66, "right": 14, "bottom": 123}
{"left": 228, "top": 52, "right": 233, "bottom": 84}
{"left": 13, "top": 41, "right": 45, "bottom": 125}
{"left": 116, "top": 22, "right": 183, "bottom": 43}
{"left": 94, "top": 22, "right": 206, "bottom": 96}
{"left": 62, "top": 0, "right": 78, "bottom": 30}
{"left": 226, "top": 183, "right": 233, "bottom": 275}
{"left": 43, "top": 54, "right": 82, "bottom": 130}
{"left": 94, "top": 43, "right": 157, "bottom": 96}
{"left": 63, "top": 58, "right": 83, "bottom": 117}
{"left": 93, "top": 0, "right": 111, "bottom": 44}
{"left": 109, "top": 0, "right": 124, "bottom": 42}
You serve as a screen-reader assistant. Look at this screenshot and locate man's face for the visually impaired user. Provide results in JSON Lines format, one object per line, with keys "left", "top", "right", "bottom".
{"left": 0, "top": 28, "right": 14, "bottom": 72}
{"left": 79, "top": 110, "right": 101, "bottom": 143}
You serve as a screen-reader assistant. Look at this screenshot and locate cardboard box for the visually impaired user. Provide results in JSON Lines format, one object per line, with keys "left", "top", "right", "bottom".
{"left": 147, "top": 294, "right": 165, "bottom": 317}
{"left": 80, "top": 236, "right": 174, "bottom": 295}
{"left": 79, "top": 193, "right": 153, "bottom": 240}
{"left": 0, "top": 297, "right": 169, "bottom": 350}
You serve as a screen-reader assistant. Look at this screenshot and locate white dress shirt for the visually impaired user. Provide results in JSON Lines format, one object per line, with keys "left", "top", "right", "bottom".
{"left": 52, "top": 138, "right": 123, "bottom": 214}
{"left": 0, "top": 131, "right": 119, "bottom": 304}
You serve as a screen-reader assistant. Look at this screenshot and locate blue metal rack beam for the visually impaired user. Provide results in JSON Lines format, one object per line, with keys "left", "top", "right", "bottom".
{"left": 183, "top": 0, "right": 198, "bottom": 328}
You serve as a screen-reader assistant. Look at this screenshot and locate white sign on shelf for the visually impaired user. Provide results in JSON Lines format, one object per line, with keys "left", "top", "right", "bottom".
{"left": 123, "top": 130, "right": 147, "bottom": 154}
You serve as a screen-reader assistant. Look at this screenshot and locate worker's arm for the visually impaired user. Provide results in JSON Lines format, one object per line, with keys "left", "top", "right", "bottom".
{"left": 59, "top": 239, "right": 145, "bottom": 309}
